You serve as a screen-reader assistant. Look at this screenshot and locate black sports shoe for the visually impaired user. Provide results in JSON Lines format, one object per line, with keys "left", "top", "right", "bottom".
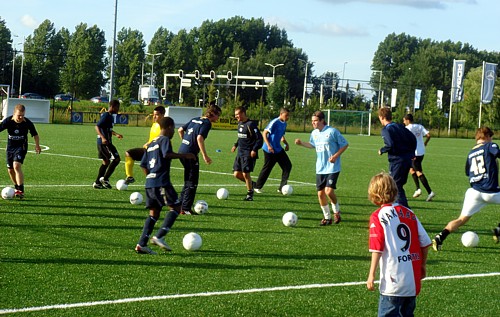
{"left": 492, "top": 227, "right": 500, "bottom": 244}
{"left": 93, "top": 182, "right": 105, "bottom": 189}
{"left": 432, "top": 235, "right": 442, "bottom": 251}
{"left": 243, "top": 194, "right": 253, "bottom": 201}
{"left": 125, "top": 177, "right": 135, "bottom": 185}
{"left": 99, "top": 177, "right": 112, "bottom": 189}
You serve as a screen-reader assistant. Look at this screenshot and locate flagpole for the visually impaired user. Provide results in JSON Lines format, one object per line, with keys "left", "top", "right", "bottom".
{"left": 478, "top": 61, "right": 486, "bottom": 128}
{"left": 448, "top": 59, "right": 456, "bottom": 136}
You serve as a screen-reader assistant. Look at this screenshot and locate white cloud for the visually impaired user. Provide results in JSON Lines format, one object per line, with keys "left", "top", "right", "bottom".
{"left": 316, "top": 0, "right": 477, "bottom": 9}
{"left": 266, "top": 17, "right": 367, "bottom": 37}
{"left": 20, "top": 15, "right": 39, "bottom": 29}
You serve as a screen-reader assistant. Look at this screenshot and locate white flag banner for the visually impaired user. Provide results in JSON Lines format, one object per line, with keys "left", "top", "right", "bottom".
{"left": 414, "top": 89, "right": 422, "bottom": 109}
{"left": 437, "top": 90, "right": 443, "bottom": 109}
{"left": 451, "top": 59, "right": 466, "bottom": 103}
{"left": 391, "top": 88, "right": 397, "bottom": 108}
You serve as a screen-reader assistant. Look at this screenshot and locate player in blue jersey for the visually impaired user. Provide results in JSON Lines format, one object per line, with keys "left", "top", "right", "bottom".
{"left": 231, "top": 106, "right": 263, "bottom": 201}
{"left": 295, "top": 110, "right": 349, "bottom": 225}
{"left": 254, "top": 108, "right": 292, "bottom": 194}
{"left": 378, "top": 107, "right": 416, "bottom": 208}
{"left": 177, "top": 103, "right": 221, "bottom": 214}
{"left": 433, "top": 127, "right": 500, "bottom": 251}
{"left": 135, "top": 116, "right": 196, "bottom": 254}
{"left": 93, "top": 100, "right": 123, "bottom": 189}
{"left": 0, "top": 104, "right": 41, "bottom": 198}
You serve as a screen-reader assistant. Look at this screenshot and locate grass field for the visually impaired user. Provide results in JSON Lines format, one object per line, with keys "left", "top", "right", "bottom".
{"left": 1, "top": 123, "right": 499, "bottom": 316}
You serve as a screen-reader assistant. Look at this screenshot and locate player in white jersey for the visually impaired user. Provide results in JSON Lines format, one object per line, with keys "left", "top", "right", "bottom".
{"left": 295, "top": 111, "right": 349, "bottom": 225}
{"left": 367, "top": 172, "right": 431, "bottom": 317}
{"left": 403, "top": 114, "right": 435, "bottom": 201}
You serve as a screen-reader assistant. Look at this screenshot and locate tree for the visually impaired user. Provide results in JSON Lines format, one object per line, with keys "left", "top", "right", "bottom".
{"left": 0, "top": 18, "right": 13, "bottom": 86}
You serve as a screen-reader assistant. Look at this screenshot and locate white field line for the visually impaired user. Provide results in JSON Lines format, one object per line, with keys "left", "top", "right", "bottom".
{"left": 0, "top": 272, "right": 499, "bottom": 315}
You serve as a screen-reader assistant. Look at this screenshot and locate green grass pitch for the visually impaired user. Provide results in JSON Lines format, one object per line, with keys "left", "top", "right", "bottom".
{"left": 1, "top": 123, "right": 499, "bottom": 316}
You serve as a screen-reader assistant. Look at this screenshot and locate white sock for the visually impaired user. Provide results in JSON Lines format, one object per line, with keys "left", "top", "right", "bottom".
{"left": 331, "top": 202, "right": 340, "bottom": 213}
{"left": 321, "top": 205, "right": 331, "bottom": 219}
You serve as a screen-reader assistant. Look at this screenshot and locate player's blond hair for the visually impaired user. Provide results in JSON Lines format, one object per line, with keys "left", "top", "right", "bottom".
{"left": 14, "top": 104, "right": 26, "bottom": 113}
{"left": 368, "top": 172, "right": 398, "bottom": 206}
{"left": 475, "top": 126, "right": 494, "bottom": 141}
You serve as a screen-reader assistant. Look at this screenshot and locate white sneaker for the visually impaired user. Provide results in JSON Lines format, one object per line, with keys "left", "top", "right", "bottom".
{"left": 413, "top": 188, "right": 422, "bottom": 198}
{"left": 254, "top": 188, "right": 263, "bottom": 194}
{"left": 426, "top": 191, "right": 436, "bottom": 202}
{"left": 135, "top": 244, "right": 157, "bottom": 255}
{"left": 151, "top": 236, "right": 172, "bottom": 251}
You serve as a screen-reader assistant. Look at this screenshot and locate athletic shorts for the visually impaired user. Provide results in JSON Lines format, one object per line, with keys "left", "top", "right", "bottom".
{"left": 6, "top": 147, "right": 27, "bottom": 168}
{"left": 411, "top": 155, "right": 424, "bottom": 172}
{"left": 233, "top": 155, "right": 256, "bottom": 173}
{"left": 126, "top": 147, "right": 146, "bottom": 161}
{"left": 460, "top": 187, "right": 500, "bottom": 217}
{"left": 145, "top": 185, "right": 181, "bottom": 210}
{"left": 316, "top": 172, "right": 340, "bottom": 191}
{"left": 97, "top": 143, "right": 120, "bottom": 161}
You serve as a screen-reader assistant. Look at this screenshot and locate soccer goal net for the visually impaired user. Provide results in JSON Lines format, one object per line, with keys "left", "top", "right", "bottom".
{"left": 324, "top": 109, "right": 372, "bottom": 136}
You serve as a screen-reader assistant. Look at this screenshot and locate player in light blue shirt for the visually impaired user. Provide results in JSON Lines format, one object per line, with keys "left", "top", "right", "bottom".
{"left": 295, "top": 111, "right": 349, "bottom": 226}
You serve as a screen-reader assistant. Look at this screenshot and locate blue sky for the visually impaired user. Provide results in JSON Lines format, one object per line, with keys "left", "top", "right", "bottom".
{"left": 3, "top": 0, "right": 499, "bottom": 86}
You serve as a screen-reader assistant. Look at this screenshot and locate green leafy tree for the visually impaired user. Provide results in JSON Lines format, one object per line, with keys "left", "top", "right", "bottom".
{"left": 0, "top": 17, "right": 13, "bottom": 85}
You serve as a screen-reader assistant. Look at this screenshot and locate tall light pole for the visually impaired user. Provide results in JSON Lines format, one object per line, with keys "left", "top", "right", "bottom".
{"left": 264, "top": 62, "right": 284, "bottom": 83}
{"left": 298, "top": 59, "right": 308, "bottom": 106}
{"left": 109, "top": 0, "right": 118, "bottom": 100}
{"left": 341, "top": 61, "right": 348, "bottom": 90}
{"left": 373, "top": 70, "right": 383, "bottom": 108}
{"left": 146, "top": 52, "right": 162, "bottom": 85}
{"left": 229, "top": 56, "right": 239, "bottom": 102}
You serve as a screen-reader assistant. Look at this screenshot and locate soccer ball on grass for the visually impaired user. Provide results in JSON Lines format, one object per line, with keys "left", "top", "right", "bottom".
{"left": 193, "top": 200, "right": 208, "bottom": 214}
{"left": 116, "top": 179, "right": 128, "bottom": 191}
{"left": 461, "top": 231, "right": 479, "bottom": 248}
{"left": 216, "top": 188, "right": 229, "bottom": 200}
{"left": 130, "top": 192, "right": 143, "bottom": 205}
{"left": 281, "top": 184, "right": 293, "bottom": 196}
{"left": 1, "top": 187, "right": 15, "bottom": 200}
{"left": 282, "top": 211, "right": 298, "bottom": 227}
{"left": 183, "top": 232, "right": 202, "bottom": 251}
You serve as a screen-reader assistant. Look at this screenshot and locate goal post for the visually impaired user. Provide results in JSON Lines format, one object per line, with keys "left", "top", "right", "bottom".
{"left": 324, "top": 109, "right": 372, "bottom": 136}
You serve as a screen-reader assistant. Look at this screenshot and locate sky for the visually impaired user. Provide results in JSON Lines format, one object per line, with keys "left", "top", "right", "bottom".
{"left": 2, "top": 0, "right": 499, "bottom": 90}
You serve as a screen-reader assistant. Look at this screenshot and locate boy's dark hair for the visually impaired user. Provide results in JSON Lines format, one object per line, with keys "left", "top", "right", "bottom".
{"left": 205, "top": 104, "right": 222, "bottom": 118}
{"left": 154, "top": 106, "right": 166, "bottom": 115}
{"left": 312, "top": 110, "right": 325, "bottom": 121}
{"left": 159, "top": 116, "right": 175, "bottom": 130}
{"left": 378, "top": 107, "right": 392, "bottom": 121}
{"left": 109, "top": 99, "right": 120, "bottom": 109}
{"left": 235, "top": 106, "right": 246, "bottom": 114}
{"left": 404, "top": 113, "right": 414, "bottom": 122}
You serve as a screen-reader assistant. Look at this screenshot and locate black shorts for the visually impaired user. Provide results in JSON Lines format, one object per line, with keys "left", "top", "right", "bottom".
{"left": 97, "top": 143, "right": 120, "bottom": 161}
{"left": 145, "top": 185, "right": 181, "bottom": 210}
{"left": 233, "top": 155, "right": 256, "bottom": 173}
{"left": 316, "top": 172, "right": 340, "bottom": 191}
{"left": 6, "top": 147, "right": 27, "bottom": 168}
{"left": 411, "top": 155, "right": 424, "bottom": 172}
{"left": 126, "top": 147, "right": 146, "bottom": 161}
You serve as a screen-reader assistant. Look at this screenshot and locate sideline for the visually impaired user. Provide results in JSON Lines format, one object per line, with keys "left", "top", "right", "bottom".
{"left": 1, "top": 272, "right": 499, "bottom": 314}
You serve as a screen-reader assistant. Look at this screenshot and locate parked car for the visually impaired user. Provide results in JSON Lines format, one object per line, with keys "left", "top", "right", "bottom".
{"left": 54, "top": 94, "right": 77, "bottom": 102}
{"left": 90, "top": 96, "right": 109, "bottom": 103}
{"left": 20, "top": 92, "right": 44, "bottom": 99}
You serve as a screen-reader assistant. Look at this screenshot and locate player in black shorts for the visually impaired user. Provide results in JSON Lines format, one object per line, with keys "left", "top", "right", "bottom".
{"left": 93, "top": 100, "right": 123, "bottom": 189}
{"left": 135, "top": 117, "right": 195, "bottom": 254}
{"left": 0, "top": 104, "right": 41, "bottom": 198}
{"left": 231, "top": 106, "right": 263, "bottom": 201}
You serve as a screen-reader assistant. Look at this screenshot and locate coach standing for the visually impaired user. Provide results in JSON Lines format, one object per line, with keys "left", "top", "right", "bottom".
{"left": 377, "top": 107, "right": 416, "bottom": 208}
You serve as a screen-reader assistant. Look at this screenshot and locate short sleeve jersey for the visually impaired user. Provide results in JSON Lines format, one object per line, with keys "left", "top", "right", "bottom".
{"left": 96, "top": 112, "right": 115, "bottom": 145}
{"left": 466, "top": 141, "right": 500, "bottom": 193}
{"left": 309, "top": 125, "right": 348, "bottom": 174}
{"left": 262, "top": 117, "right": 287, "bottom": 154}
{"left": 140, "top": 135, "right": 173, "bottom": 188}
{"left": 178, "top": 117, "right": 212, "bottom": 154}
{"left": 406, "top": 123, "right": 429, "bottom": 156}
{"left": 369, "top": 203, "right": 432, "bottom": 297}
{"left": 147, "top": 122, "right": 161, "bottom": 144}
{"left": 0, "top": 116, "right": 38, "bottom": 150}
{"left": 236, "top": 120, "right": 263, "bottom": 156}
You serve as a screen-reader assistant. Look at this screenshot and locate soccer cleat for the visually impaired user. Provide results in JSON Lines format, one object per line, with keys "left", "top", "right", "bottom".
{"left": 135, "top": 244, "right": 157, "bottom": 255}
{"left": 432, "top": 235, "right": 442, "bottom": 251}
{"left": 277, "top": 188, "right": 282, "bottom": 194}
{"left": 243, "top": 194, "right": 254, "bottom": 201}
{"left": 151, "top": 236, "right": 172, "bottom": 251}
{"left": 413, "top": 188, "right": 422, "bottom": 198}
{"left": 333, "top": 212, "right": 342, "bottom": 224}
{"left": 93, "top": 182, "right": 105, "bottom": 189}
{"left": 14, "top": 190, "right": 24, "bottom": 199}
{"left": 254, "top": 188, "right": 263, "bottom": 194}
{"left": 426, "top": 191, "right": 436, "bottom": 202}
{"left": 492, "top": 227, "right": 500, "bottom": 244}
{"left": 99, "top": 177, "right": 112, "bottom": 189}
{"left": 125, "top": 177, "right": 135, "bottom": 185}
{"left": 320, "top": 218, "right": 333, "bottom": 226}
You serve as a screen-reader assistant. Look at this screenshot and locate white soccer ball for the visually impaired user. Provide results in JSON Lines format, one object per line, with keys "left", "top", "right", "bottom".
{"left": 130, "top": 192, "right": 143, "bottom": 205}
{"left": 116, "top": 179, "right": 128, "bottom": 191}
{"left": 282, "top": 211, "right": 298, "bottom": 227}
{"left": 183, "top": 232, "right": 202, "bottom": 251}
{"left": 281, "top": 184, "right": 293, "bottom": 196}
{"left": 216, "top": 188, "right": 229, "bottom": 200}
{"left": 461, "top": 231, "right": 479, "bottom": 248}
{"left": 193, "top": 200, "right": 208, "bottom": 214}
{"left": 1, "top": 187, "right": 15, "bottom": 200}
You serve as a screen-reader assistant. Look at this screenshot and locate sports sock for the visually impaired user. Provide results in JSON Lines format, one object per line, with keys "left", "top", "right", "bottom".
{"left": 138, "top": 216, "right": 158, "bottom": 246}
{"left": 331, "top": 202, "right": 340, "bottom": 213}
{"left": 419, "top": 174, "right": 432, "bottom": 194}
{"left": 104, "top": 158, "right": 120, "bottom": 180}
{"left": 438, "top": 229, "right": 450, "bottom": 242}
{"left": 321, "top": 205, "right": 331, "bottom": 220}
{"left": 19, "top": 184, "right": 24, "bottom": 192}
{"left": 96, "top": 163, "right": 108, "bottom": 182}
{"left": 156, "top": 210, "right": 179, "bottom": 237}
{"left": 125, "top": 156, "right": 134, "bottom": 178}
{"left": 412, "top": 173, "right": 420, "bottom": 189}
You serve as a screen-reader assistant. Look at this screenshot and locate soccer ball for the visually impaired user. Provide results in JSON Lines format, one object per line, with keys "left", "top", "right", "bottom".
{"left": 282, "top": 211, "right": 298, "bottom": 227}
{"left": 461, "top": 231, "right": 479, "bottom": 248}
{"left": 130, "top": 192, "right": 143, "bottom": 205}
{"left": 183, "top": 232, "right": 202, "bottom": 251}
{"left": 216, "top": 188, "right": 229, "bottom": 200}
{"left": 116, "top": 179, "right": 128, "bottom": 191}
{"left": 281, "top": 184, "right": 293, "bottom": 196}
{"left": 1, "top": 187, "right": 15, "bottom": 200}
{"left": 193, "top": 200, "right": 209, "bottom": 214}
